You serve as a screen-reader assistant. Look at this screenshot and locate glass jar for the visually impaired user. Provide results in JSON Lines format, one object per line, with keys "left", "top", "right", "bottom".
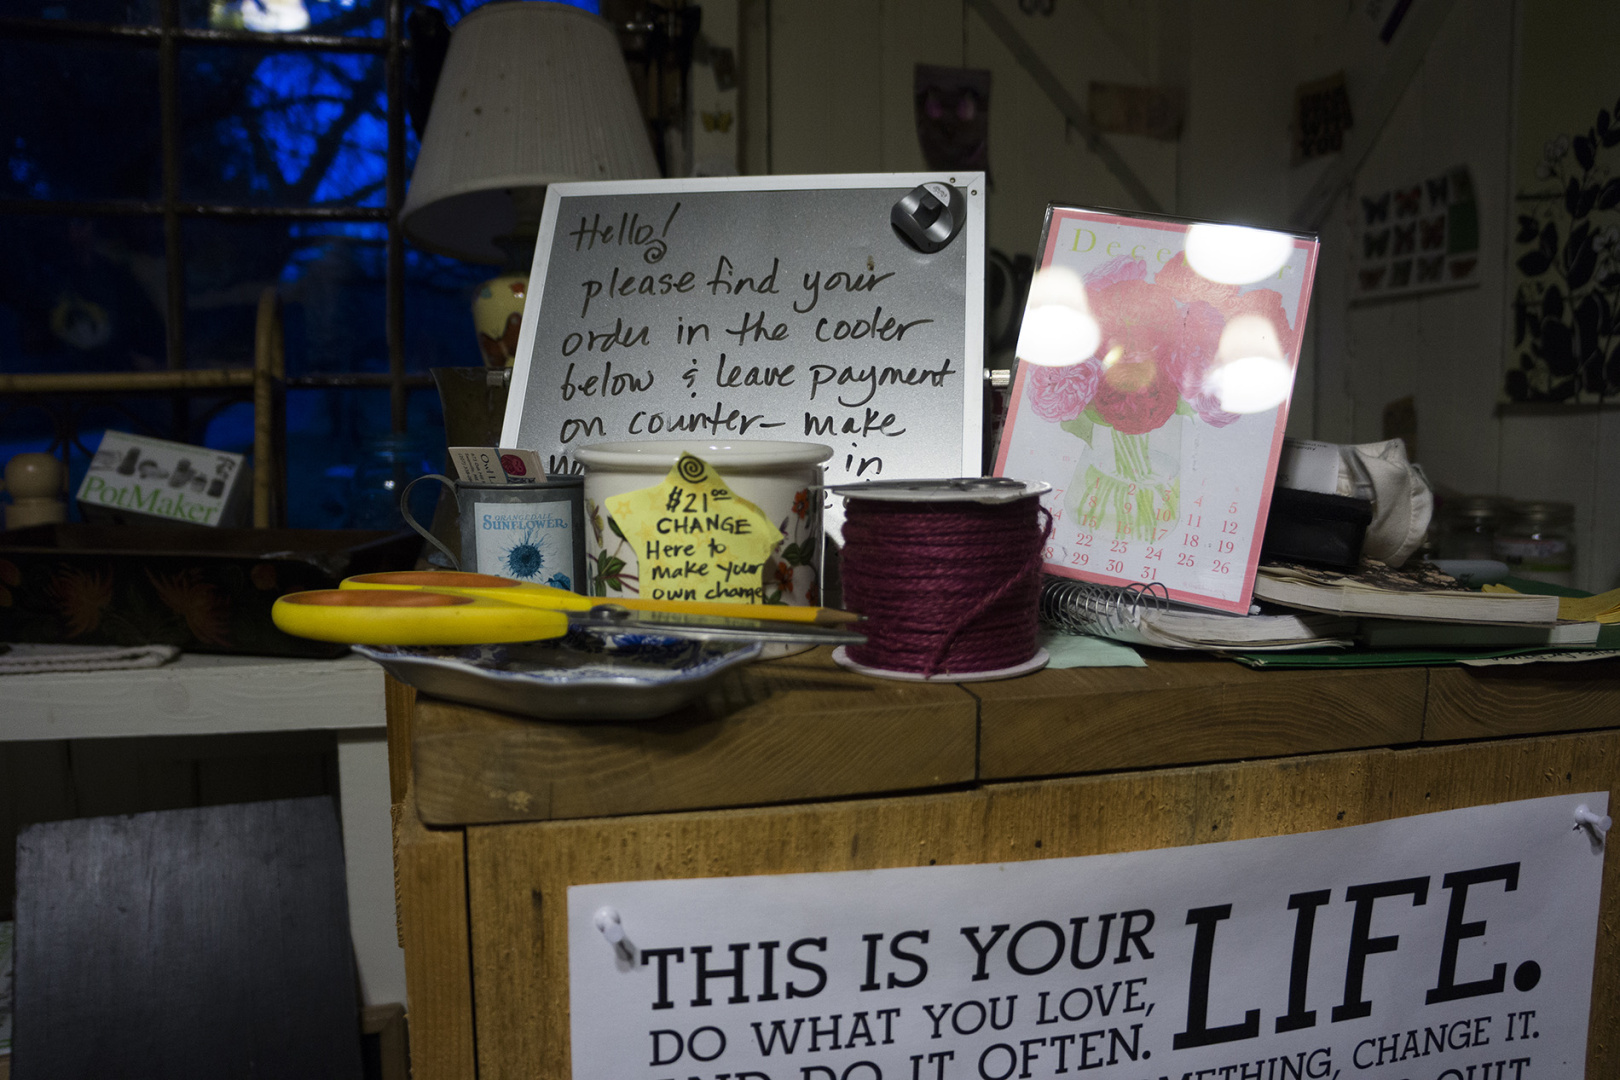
{"left": 1435, "top": 495, "right": 1503, "bottom": 561}
{"left": 1494, "top": 500, "right": 1575, "bottom": 587}
{"left": 348, "top": 434, "right": 440, "bottom": 531}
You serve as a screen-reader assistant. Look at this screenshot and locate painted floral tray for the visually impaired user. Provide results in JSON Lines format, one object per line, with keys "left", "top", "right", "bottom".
{"left": 0, "top": 524, "right": 422, "bottom": 658}
{"left": 352, "top": 628, "right": 762, "bottom": 721}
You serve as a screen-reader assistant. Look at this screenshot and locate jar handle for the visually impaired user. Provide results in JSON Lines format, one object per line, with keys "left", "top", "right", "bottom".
{"left": 399, "top": 474, "right": 460, "bottom": 570}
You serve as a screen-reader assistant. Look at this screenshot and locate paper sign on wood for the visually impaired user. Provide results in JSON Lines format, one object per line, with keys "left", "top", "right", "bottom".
{"left": 568, "top": 794, "right": 1604, "bottom": 1080}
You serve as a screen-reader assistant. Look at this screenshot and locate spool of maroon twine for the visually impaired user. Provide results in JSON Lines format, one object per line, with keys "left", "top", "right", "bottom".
{"left": 840, "top": 494, "right": 1053, "bottom": 678}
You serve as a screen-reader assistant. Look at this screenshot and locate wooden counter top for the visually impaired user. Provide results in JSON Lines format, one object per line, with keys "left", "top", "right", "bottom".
{"left": 973, "top": 653, "right": 1427, "bottom": 778}
{"left": 386, "top": 656, "right": 1620, "bottom": 1080}
{"left": 409, "top": 647, "right": 977, "bottom": 825}
{"left": 403, "top": 650, "right": 1620, "bottom": 827}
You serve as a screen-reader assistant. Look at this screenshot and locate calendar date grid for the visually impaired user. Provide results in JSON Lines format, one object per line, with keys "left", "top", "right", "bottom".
{"left": 1038, "top": 478, "right": 1251, "bottom": 600}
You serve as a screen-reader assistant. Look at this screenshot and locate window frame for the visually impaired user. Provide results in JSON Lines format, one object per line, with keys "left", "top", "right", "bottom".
{"left": 0, "top": 0, "right": 421, "bottom": 434}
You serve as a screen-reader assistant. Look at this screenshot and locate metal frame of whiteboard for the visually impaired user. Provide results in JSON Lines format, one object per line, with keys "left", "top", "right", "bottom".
{"left": 503, "top": 174, "right": 986, "bottom": 512}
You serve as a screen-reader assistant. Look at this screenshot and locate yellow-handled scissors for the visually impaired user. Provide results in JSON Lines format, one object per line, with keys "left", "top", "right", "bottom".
{"left": 274, "top": 588, "right": 571, "bottom": 646}
{"left": 338, "top": 570, "right": 861, "bottom": 625}
{"left": 274, "top": 574, "right": 866, "bottom": 648}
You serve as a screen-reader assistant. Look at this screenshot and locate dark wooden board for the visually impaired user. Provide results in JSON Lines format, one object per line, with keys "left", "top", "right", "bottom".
{"left": 1424, "top": 657, "right": 1620, "bottom": 741}
{"left": 410, "top": 647, "right": 977, "bottom": 825}
{"left": 971, "top": 654, "right": 1428, "bottom": 778}
{"left": 13, "top": 796, "right": 362, "bottom": 1079}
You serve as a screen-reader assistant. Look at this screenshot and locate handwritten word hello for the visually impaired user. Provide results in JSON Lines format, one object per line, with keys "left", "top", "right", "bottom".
{"left": 568, "top": 203, "right": 681, "bottom": 263}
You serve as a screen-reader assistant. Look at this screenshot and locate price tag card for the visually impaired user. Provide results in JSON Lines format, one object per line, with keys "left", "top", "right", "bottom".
{"left": 994, "top": 206, "right": 1319, "bottom": 613}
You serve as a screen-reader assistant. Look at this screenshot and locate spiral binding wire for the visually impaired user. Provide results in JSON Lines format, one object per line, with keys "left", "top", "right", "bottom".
{"left": 1038, "top": 577, "right": 1170, "bottom": 637}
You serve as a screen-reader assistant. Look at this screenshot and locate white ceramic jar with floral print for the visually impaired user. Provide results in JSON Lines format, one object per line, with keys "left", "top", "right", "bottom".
{"left": 574, "top": 440, "right": 832, "bottom": 607}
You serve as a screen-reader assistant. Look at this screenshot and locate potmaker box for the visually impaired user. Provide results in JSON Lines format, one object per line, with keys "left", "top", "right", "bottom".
{"left": 77, "top": 430, "right": 250, "bottom": 528}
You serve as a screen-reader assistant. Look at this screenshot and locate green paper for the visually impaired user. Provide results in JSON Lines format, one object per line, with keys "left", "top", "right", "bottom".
{"left": 1039, "top": 630, "right": 1147, "bottom": 668}
{"left": 1231, "top": 647, "right": 1576, "bottom": 670}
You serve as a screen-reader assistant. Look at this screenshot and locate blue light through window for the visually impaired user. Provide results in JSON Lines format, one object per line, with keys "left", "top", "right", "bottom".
{"left": 3, "top": 0, "right": 608, "bottom": 528}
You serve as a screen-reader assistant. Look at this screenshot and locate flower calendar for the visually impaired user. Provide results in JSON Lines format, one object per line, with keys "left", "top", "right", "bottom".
{"left": 994, "top": 206, "right": 1320, "bottom": 613}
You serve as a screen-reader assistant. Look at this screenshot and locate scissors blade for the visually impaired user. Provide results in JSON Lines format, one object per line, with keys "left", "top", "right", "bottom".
{"left": 572, "top": 607, "right": 866, "bottom": 646}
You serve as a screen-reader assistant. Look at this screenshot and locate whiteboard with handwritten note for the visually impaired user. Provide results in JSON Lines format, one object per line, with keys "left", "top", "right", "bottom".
{"left": 503, "top": 175, "right": 984, "bottom": 512}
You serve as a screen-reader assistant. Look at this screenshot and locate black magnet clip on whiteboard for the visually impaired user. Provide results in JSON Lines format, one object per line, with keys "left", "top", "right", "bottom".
{"left": 595, "top": 906, "right": 635, "bottom": 963}
{"left": 1574, "top": 804, "right": 1611, "bottom": 845}
{"left": 892, "top": 182, "right": 966, "bottom": 253}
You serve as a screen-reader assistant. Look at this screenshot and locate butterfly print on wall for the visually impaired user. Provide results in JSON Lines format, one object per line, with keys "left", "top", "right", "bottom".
{"left": 1419, "top": 215, "right": 1446, "bottom": 251}
{"left": 1353, "top": 166, "right": 1480, "bottom": 301}
{"left": 1393, "top": 223, "right": 1416, "bottom": 256}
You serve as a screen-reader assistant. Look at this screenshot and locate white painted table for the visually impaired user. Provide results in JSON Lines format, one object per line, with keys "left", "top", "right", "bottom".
{"left": 2, "top": 652, "right": 406, "bottom": 1007}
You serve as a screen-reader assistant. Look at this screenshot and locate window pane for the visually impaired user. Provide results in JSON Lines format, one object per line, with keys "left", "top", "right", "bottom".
{"left": 0, "top": 214, "right": 168, "bottom": 374}
{"left": 184, "top": 218, "right": 387, "bottom": 374}
{"left": 183, "top": 222, "right": 494, "bottom": 377}
{"left": 181, "top": 0, "right": 385, "bottom": 36}
{"left": 404, "top": 246, "right": 488, "bottom": 371}
{"left": 179, "top": 47, "right": 385, "bottom": 208}
{"left": 1, "top": 40, "right": 161, "bottom": 202}
{"left": 285, "top": 386, "right": 443, "bottom": 529}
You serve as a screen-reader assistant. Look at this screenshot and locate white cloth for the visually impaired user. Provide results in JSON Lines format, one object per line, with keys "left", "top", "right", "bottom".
{"left": 1338, "top": 439, "right": 1433, "bottom": 568}
{"left": 1277, "top": 437, "right": 1433, "bottom": 568}
{"left": 0, "top": 643, "right": 181, "bottom": 676}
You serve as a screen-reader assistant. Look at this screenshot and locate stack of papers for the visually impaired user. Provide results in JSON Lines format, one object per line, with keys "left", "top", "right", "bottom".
{"left": 1103, "top": 606, "right": 1355, "bottom": 651}
{"left": 1254, "top": 559, "right": 1560, "bottom": 624}
{"left": 1038, "top": 577, "right": 1353, "bottom": 652}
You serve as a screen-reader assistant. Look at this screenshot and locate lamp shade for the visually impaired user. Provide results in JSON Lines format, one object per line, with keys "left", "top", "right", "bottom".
{"left": 400, "top": 1, "right": 660, "bottom": 264}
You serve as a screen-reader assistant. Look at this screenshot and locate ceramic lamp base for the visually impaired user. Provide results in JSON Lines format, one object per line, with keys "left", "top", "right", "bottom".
{"left": 472, "top": 273, "right": 527, "bottom": 369}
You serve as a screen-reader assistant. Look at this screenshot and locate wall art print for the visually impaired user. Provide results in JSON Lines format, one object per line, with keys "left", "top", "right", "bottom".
{"left": 1352, "top": 165, "right": 1480, "bottom": 302}
{"left": 995, "top": 206, "right": 1319, "bottom": 614}
{"left": 1506, "top": 95, "right": 1620, "bottom": 403}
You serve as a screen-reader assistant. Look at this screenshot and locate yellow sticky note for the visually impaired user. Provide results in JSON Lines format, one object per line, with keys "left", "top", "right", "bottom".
{"left": 1558, "top": 586, "right": 1620, "bottom": 624}
{"left": 605, "top": 453, "right": 784, "bottom": 604}
{"left": 1486, "top": 582, "right": 1620, "bottom": 623}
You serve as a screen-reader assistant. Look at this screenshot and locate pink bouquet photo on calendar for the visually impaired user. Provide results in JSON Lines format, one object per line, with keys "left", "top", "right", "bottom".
{"left": 995, "top": 206, "right": 1319, "bottom": 613}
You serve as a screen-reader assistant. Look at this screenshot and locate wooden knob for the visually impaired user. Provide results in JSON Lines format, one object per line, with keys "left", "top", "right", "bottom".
{"left": 4, "top": 452, "right": 65, "bottom": 499}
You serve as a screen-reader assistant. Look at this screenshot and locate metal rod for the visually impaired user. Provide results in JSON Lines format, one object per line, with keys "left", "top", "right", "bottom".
{"left": 1287, "top": 0, "right": 1463, "bottom": 230}
{"left": 0, "top": 199, "right": 391, "bottom": 220}
{"left": 159, "top": 0, "right": 187, "bottom": 393}
{"left": 962, "top": 0, "right": 1162, "bottom": 214}
{"left": 384, "top": 0, "right": 408, "bottom": 435}
{"left": 0, "top": 372, "right": 433, "bottom": 393}
{"left": 0, "top": 15, "right": 386, "bottom": 51}
{"left": 0, "top": 370, "right": 256, "bottom": 393}
{"left": 287, "top": 374, "right": 433, "bottom": 390}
